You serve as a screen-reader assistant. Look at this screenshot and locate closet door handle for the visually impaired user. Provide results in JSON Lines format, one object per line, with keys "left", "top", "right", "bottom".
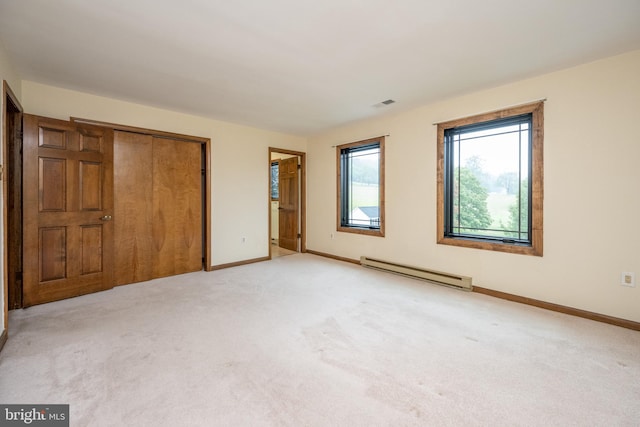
{"left": 100, "top": 215, "right": 113, "bottom": 221}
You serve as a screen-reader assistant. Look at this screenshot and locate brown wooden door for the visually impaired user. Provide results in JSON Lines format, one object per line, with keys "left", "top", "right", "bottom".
{"left": 278, "top": 156, "right": 298, "bottom": 251}
{"left": 113, "top": 131, "right": 154, "bottom": 285}
{"left": 152, "top": 137, "right": 202, "bottom": 277}
{"left": 23, "top": 115, "right": 114, "bottom": 306}
{"left": 113, "top": 133, "right": 202, "bottom": 284}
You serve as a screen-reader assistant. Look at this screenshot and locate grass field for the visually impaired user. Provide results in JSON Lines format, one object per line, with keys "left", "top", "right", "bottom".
{"left": 487, "top": 192, "right": 516, "bottom": 229}
{"left": 350, "top": 183, "right": 379, "bottom": 209}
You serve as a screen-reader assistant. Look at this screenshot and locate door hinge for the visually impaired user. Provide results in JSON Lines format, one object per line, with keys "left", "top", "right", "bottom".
{"left": 297, "top": 164, "right": 301, "bottom": 170}
{"left": 297, "top": 233, "right": 301, "bottom": 238}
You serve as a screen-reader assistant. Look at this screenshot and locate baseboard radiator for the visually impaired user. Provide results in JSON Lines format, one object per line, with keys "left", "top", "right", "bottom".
{"left": 360, "top": 256, "right": 472, "bottom": 291}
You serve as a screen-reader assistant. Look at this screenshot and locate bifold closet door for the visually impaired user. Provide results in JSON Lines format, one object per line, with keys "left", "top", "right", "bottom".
{"left": 114, "top": 131, "right": 202, "bottom": 286}
{"left": 151, "top": 137, "right": 202, "bottom": 278}
{"left": 114, "top": 131, "right": 154, "bottom": 285}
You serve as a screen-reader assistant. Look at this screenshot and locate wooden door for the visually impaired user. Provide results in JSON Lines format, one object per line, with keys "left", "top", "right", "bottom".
{"left": 23, "top": 115, "right": 114, "bottom": 306}
{"left": 113, "top": 131, "right": 154, "bottom": 285}
{"left": 152, "top": 137, "right": 202, "bottom": 277}
{"left": 114, "top": 133, "right": 202, "bottom": 284}
{"left": 278, "top": 156, "right": 298, "bottom": 251}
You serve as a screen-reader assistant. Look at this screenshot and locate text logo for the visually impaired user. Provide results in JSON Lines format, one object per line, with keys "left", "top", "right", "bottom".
{"left": 0, "top": 405, "right": 69, "bottom": 427}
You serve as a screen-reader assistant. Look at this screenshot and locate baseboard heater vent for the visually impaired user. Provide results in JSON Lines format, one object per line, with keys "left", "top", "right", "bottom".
{"left": 360, "top": 256, "right": 472, "bottom": 291}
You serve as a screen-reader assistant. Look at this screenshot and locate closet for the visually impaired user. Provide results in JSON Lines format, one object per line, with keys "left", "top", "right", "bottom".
{"left": 20, "top": 115, "right": 207, "bottom": 306}
{"left": 113, "top": 131, "right": 202, "bottom": 285}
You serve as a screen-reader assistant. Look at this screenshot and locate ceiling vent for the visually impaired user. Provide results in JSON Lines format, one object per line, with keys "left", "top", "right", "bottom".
{"left": 373, "top": 99, "right": 396, "bottom": 108}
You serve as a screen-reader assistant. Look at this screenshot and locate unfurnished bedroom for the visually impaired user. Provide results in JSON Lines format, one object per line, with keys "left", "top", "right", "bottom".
{"left": 0, "top": 1, "right": 639, "bottom": 426}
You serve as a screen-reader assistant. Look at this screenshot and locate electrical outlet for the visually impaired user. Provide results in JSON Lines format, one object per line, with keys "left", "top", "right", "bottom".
{"left": 621, "top": 272, "right": 635, "bottom": 287}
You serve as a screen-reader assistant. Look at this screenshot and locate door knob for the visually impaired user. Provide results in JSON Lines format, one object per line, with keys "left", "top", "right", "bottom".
{"left": 100, "top": 215, "right": 113, "bottom": 221}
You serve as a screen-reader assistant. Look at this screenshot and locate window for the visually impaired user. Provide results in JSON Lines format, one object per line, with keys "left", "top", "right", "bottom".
{"left": 270, "top": 161, "right": 279, "bottom": 200}
{"left": 437, "top": 102, "right": 543, "bottom": 256}
{"left": 337, "top": 136, "right": 385, "bottom": 236}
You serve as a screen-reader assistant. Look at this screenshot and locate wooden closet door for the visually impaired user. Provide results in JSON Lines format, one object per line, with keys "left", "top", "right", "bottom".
{"left": 114, "top": 134, "right": 202, "bottom": 284}
{"left": 113, "top": 131, "right": 154, "bottom": 285}
{"left": 22, "top": 115, "right": 114, "bottom": 306}
{"left": 152, "top": 137, "right": 202, "bottom": 278}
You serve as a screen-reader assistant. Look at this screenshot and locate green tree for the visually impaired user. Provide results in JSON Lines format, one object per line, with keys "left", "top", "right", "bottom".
{"left": 496, "top": 172, "right": 519, "bottom": 195}
{"left": 465, "top": 155, "right": 492, "bottom": 191}
{"left": 506, "top": 179, "right": 529, "bottom": 238}
{"left": 465, "top": 155, "right": 484, "bottom": 175}
{"left": 454, "top": 167, "right": 492, "bottom": 233}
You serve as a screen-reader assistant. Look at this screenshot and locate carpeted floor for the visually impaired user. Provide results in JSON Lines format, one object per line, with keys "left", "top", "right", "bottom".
{"left": 1, "top": 253, "right": 639, "bottom": 426}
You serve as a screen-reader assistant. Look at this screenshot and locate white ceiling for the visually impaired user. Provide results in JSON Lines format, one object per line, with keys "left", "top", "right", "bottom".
{"left": 1, "top": 0, "right": 639, "bottom": 136}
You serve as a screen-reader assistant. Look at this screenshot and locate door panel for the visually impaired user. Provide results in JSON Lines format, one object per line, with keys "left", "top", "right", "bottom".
{"left": 81, "top": 225, "right": 103, "bottom": 274}
{"left": 39, "top": 227, "right": 66, "bottom": 282}
{"left": 278, "top": 156, "right": 298, "bottom": 251}
{"left": 113, "top": 131, "right": 154, "bottom": 285}
{"left": 114, "top": 133, "right": 202, "bottom": 284}
{"left": 23, "top": 115, "right": 114, "bottom": 306}
{"left": 80, "top": 161, "right": 102, "bottom": 210}
{"left": 39, "top": 157, "right": 66, "bottom": 211}
{"left": 39, "top": 126, "right": 67, "bottom": 149}
{"left": 152, "top": 137, "right": 202, "bottom": 278}
{"left": 80, "top": 132, "right": 102, "bottom": 152}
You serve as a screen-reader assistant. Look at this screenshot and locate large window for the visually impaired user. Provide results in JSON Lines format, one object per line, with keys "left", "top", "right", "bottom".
{"left": 437, "top": 102, "right": 543, "bottom": 256}
{"left": 337, "top": 136, "right": 385, "bottom": 236}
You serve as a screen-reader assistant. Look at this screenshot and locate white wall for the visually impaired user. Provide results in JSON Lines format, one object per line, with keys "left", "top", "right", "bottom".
{"left": 20, "top": 81, "right": 307, "bottom": 267}
{"left": 0, "top": 40, "right": 22, "bottom": 334}
{"left": 307, "top": 50, "right": 640, "bottom": 323}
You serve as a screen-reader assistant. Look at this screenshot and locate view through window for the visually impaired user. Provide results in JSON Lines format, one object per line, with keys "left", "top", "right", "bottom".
{"left": 337, "top": 136, "right": 385, "bottom": 236}
{"left": 270, "top": 161, "right": 279, "bottom": 200}
{"left": 437, "top": 102, "right": 543, "bottom": 256}
{"left": 446, "top": 115, "right": 531, "bottom": 241}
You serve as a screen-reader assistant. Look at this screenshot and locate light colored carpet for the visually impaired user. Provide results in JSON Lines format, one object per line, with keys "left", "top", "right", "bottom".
{"left": 1, "top": 254, "right": 639, "bottom": 426}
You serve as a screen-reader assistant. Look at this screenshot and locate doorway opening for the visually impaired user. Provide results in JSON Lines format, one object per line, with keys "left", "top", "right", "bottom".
{"left": 3, "top": 80, "right": 23, "bottom": 315}
{"left": 268, "top": 147, "right": 306, "bottom": 259}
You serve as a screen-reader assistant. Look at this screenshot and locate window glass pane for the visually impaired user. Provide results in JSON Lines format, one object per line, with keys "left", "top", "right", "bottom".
{"left": 447, "top": 116, "right": 531, "bottom": 241}
{"left": 343, "top": 145, "right": 380, "bottom": 228}
{"left": 270, "top": 162, "right": 278, "bottom": 199}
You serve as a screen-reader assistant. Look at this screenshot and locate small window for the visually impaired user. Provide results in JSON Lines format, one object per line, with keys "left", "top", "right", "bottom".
{"left": 437, "top": 102, "right": 543, "bottom": 256}
{"left": 337, "top": 136, "right": 385, "bottom": 236}
{"left": 270, "top": 161, "right": 279, "bottom": 200}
